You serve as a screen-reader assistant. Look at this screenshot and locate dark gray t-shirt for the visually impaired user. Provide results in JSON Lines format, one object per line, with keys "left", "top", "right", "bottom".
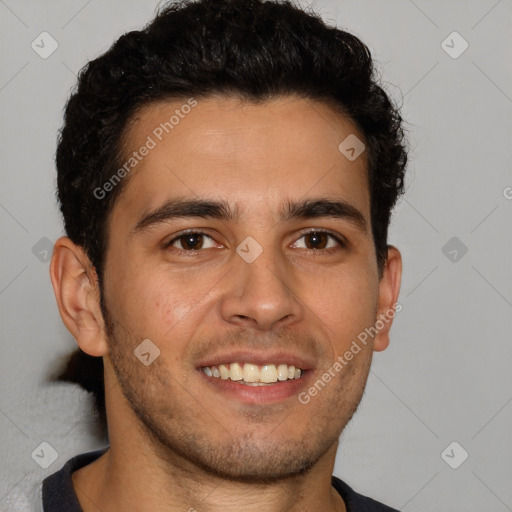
{"left": 42, "top": 448, "right": 399, "bottom": 511}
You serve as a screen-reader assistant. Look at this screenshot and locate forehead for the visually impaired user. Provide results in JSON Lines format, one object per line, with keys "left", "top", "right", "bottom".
{"left": 113, "top": 95, "right": 370, "bottom": 226}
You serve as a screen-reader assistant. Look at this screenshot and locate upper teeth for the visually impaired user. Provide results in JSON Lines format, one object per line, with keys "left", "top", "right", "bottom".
{"left": 202, "top": 363, "right": 302, "bottom": 383}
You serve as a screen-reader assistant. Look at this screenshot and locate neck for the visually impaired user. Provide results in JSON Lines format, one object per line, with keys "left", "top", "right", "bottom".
{"left": 71, "top": 368, "right": 346, "bottom": 512}
{"left": 73, "top": 445, "right": 345, "bottom": 512}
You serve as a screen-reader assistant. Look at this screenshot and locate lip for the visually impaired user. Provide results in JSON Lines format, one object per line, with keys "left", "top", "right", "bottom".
{"left": 195, "top": 350, "right": 316, "bottom": 371}
{"left": 198, "top": 368, "right": 314, "bottom": 405}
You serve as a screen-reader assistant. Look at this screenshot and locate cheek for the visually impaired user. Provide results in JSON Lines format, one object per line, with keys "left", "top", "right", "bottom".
{"left": 110, "top": 266, "right": 214, "bottom": 339}
{"left": 151, "top": 290, "right": 204, "bottom": 334}
{"left": 302, "top": 266, "right": 378, "bottom": 331}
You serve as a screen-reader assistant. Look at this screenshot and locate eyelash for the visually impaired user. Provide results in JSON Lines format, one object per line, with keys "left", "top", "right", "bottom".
{"left": 163, "top": 229, "right": 347, "bottom": 254}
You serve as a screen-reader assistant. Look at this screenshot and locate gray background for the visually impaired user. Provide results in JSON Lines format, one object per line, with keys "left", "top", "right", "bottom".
{"left": 1, "top": 0, "right": 511, "bottom": 510}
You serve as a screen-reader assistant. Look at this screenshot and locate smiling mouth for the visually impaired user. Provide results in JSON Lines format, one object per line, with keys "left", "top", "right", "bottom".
{"left": 201, "top": 362, "right": 303, "bottom": 386}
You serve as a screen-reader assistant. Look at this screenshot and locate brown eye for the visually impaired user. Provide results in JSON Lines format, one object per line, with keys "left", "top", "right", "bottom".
{"left": 304, "top": 232, "right": 329, "bottom": 249}
{"left": 291, "top": 230, "right": 344, "bottom": 251}
{"left": 178, "top": 233, "right": 204, "bottom": 250}
{"left": 166, "top": 232, "right": 217, "bottom": 251}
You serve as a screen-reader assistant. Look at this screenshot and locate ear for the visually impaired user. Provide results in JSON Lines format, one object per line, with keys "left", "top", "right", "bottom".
{"left": 49, "top": 236, "right": 109, "bottom": 357}
{"left": 373, "top": 245, "right": 402, "bottom": 352}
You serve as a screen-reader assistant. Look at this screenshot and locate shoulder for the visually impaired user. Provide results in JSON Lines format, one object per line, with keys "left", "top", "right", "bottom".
{"left": 332, "top": 476, "right": 400, "bottom": 512}
{"left": 42, "top": 447, "right": 108, "bottom": 511}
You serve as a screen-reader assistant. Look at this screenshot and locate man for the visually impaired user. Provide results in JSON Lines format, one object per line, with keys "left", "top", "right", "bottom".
{"left": 44, "top": 0, "right": 407, "bottom": 510}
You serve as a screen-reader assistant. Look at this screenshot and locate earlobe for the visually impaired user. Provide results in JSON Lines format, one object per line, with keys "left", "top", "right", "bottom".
{"left": 50, "top": 237, "right": 109, "bottom": 357}
{"left": 373, "top": 245, "right": 402, "bottom": 352}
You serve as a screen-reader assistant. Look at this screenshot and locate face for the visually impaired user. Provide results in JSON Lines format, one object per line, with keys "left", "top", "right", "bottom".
{"left": 100, "top": 95, "right": 390, "bottom": 482}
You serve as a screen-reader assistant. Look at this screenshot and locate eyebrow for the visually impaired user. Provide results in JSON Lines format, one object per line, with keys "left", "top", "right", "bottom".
{"left": 282, "top": 198, "right": 367, "bottom": 232}
{"left": 132, "top": 197, "right": 367, "bottom": 234}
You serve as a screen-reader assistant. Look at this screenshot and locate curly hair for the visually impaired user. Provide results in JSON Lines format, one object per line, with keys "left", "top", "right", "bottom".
{"left": 54, "top": 0, "right": 408, "bottom": 434}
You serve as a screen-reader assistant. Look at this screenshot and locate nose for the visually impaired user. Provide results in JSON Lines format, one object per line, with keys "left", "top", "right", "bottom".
{"left": 219, "top": 245, "right": 303, "bottom": 331}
